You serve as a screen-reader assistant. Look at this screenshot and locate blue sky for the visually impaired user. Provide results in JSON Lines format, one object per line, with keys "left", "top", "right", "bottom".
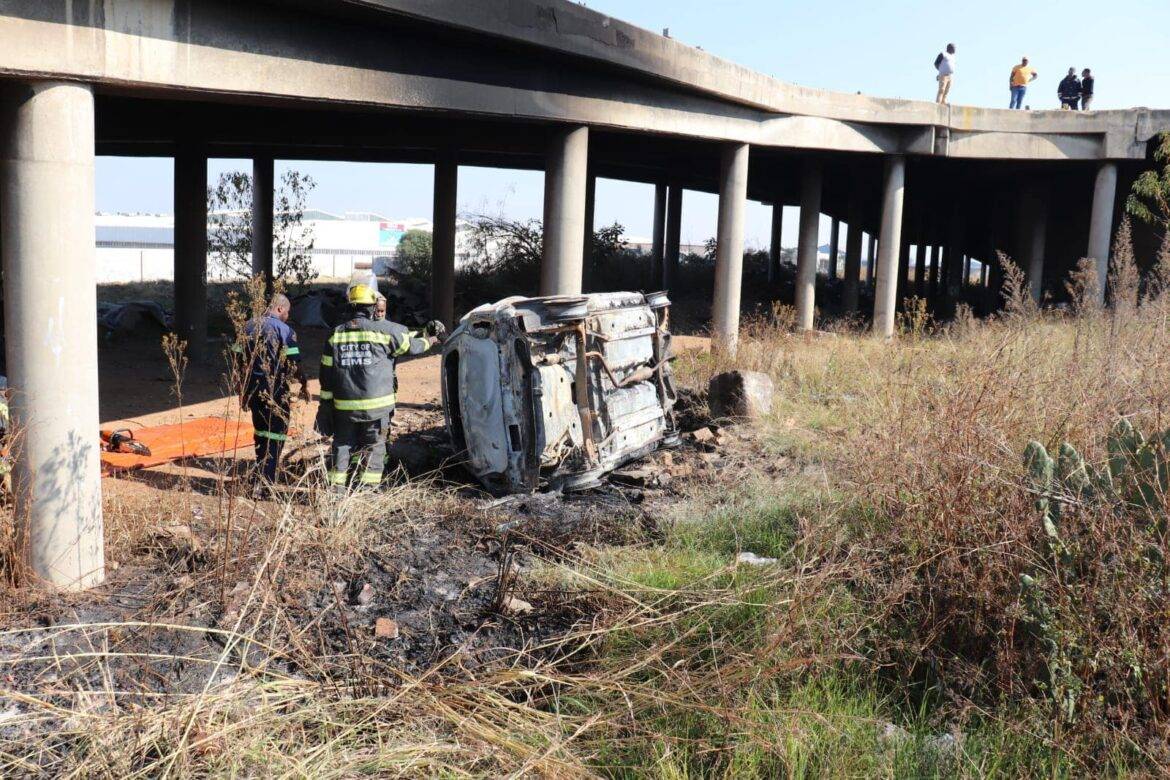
{"left": 95, "top": 0, "right": 1170, "bottom": 249}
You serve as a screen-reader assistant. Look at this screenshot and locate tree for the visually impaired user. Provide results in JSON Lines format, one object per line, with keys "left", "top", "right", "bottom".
{"left": 396, "top": 228, "right": 433, "bottom": 282}
{"left": 1127, "top": 131, "right": 1170, "bottom": 236}
{"left": 207, "top": 169, "right": 318, "bottom": 289}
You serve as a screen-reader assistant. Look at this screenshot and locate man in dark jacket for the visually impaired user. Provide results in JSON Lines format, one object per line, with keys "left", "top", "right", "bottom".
{"left": 234, "top": 294, "right": 311, "bottom": 488}
{"left": 1081, "top": 69, "right": 1095, "bottom": 110}
{"left": 1058, "top": 68, "right": 1082, "bottom": 110}
{"left": 316, "top": 284, "right": 439, "bottom": 489}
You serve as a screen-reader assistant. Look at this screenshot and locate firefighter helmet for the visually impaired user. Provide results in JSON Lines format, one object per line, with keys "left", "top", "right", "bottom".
{"left": 348, "top": 284, "right": 377, "bottom": 305}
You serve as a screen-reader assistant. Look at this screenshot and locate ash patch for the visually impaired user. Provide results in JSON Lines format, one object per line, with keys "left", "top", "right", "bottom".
{"left": 299, "top": 483, "right": 655, "bottom": 678}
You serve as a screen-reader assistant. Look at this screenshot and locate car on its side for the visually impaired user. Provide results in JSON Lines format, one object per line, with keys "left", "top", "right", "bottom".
{"left": 441, "top": 291, "right": 680, "bottom": 493}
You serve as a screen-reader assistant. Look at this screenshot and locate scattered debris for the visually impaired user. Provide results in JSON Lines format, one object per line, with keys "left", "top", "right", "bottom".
{"left": 503, "top": 597, "right": 534, "bottom": 616}
{"left": 97, "top": 301, "right": 171, "bottom": 338}
{"left": 289, "top": 288, "right": 348, "bottom": 328}
{"left": 374, "top": 617, "right": 400, "bottom": 639}
{"left": 687, "top": 426, "right": 716, "bottom": 446}
{"left": 708, "top": 370, "right": 775, "bottom": 420}
{"left": 878, "top": 721, "right": 911, "bottom": 746}
{"left": 355, "top": 582, "right": 375, "bottom": 607}
{"left": 736, "top": 551, "right": 779, "bottom": 566}
{"left": 143, "top": 524, "right": 206, "bottom": 568}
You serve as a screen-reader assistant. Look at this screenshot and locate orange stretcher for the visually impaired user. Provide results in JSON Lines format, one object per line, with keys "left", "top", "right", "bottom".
{"left": 100, "top": 417, "right": 256, "bottom": 475}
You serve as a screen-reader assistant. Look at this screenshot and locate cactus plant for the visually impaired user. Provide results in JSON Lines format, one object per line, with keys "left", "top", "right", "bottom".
{"left": 1019, "top": 420, "right": 1170, "bottom": 724}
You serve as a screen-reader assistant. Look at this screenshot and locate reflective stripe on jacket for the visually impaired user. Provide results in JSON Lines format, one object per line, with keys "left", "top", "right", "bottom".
{"left": 318, "top": 310, "right": 430, "bottom": 420}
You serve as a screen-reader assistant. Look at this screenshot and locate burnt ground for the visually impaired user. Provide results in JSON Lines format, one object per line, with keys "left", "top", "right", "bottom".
{"left": 0, "top": 389, "right": 769, "bottom": 752}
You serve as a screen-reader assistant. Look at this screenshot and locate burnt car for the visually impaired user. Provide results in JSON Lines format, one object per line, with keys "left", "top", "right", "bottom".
{"left": 441, "top": 291, "right": 680, "bottom": 493}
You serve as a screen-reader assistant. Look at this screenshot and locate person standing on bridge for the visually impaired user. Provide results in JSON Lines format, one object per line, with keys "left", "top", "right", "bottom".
{"left": 1058, "top": 68, "right": 1082, "bottom": 110}
{"left": 315, "top": 284, "right": 442, "bottom": 490}
{"left": 1009, "top": 56, "right": 1038, "bottom": 109}
{"left": 934, "top": 43, "right": 956, "bottom": 104}
{"left": 1080, "top": 69, "right": 1095, "bottom": 110}
{"left": 234, "top": 294, "right": 311, "bottom": 492}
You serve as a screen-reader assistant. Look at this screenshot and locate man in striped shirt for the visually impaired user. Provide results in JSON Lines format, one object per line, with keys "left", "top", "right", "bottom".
{"left": 316, "top": 284, "right": 439, "bottom": 490}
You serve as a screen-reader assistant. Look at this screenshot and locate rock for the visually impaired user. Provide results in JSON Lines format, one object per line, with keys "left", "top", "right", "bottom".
{"left": 503, "top": 596, "right": 533, "bottom": 615}
{"left": 736, "top": 551, "right": 779, "bottom": 566}
{"left": 611, "top": 466, "right": 655, "bottom": 487}
{"left": 661, "top": 452, "right": 674, "bottom": 467}
{"left": 708, "top": 370, "right": 774, "bottom": 420}
{"left": 374, "top": 617, "right": 399, "bottom": 639}
{"left": 878, "top": 721, "right": 910, "bottom": 746}
{"left": 354, "top": 582, "right": 375, "bottom": 607}
{"left": 688, "top": 427, "right": 716, "bottom": 444}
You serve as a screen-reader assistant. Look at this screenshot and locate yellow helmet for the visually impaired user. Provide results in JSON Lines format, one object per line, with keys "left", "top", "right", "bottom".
{"left": 348, "top": 284, "right": 377, "bottom": 305}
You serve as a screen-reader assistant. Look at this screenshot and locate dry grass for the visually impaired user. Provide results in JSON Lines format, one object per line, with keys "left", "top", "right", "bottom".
{"left": 6, "top": 255, "right": 1170, "bottom": 776}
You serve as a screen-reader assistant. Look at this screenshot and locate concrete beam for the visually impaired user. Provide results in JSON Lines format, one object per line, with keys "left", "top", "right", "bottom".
{"left": 251, "top": 155, "right": 274, "bottom": 292}
{"left": 174, "top": 145, "right": 209, "bottom": 362}
{"left": 712, "top": 143, "right": 749, "bottom": 352}
{"left": 873, "top": 155, "right": 906, "bottom": 337}
{"left": 0, "top": 81, "right": 104, "bottom": 590}
{"left": 540, "top": 126, "right": 589, "bottom": 296}
{"left": 794, "top": 161, "right": 823, "bottom": 331}
{"left": 1087, "top": 162, "right": 1118, "bottom": 304}
{"left": 0, "top": 2, "right": 1157, "bottom": 159}
{"left": 431, "top": 150, "right": 457, "bottom": 328}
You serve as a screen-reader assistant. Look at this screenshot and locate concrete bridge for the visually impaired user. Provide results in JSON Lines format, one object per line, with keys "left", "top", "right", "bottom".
{"left": 1, "top": 0, "right": 1166, "bottom": 589}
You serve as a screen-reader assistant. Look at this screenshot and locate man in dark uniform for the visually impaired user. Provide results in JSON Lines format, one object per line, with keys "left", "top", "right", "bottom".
{"left": 234, "top": 294, "right": 310, "bottom": 489}
{"left": 316, "top": 284, "right": 440, "bottom": 490}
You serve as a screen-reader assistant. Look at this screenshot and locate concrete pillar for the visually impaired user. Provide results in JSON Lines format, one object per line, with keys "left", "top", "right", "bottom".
{"left": 912, "top": 244, "right": 931, "bottom": 295}
{"left": 930, "top": 244, "right": 943, "bottom": 297}
{"left": 0, "top": 81, "right": 103, "bottom": 589}
{"left": 843, "top": 220, "right": 862, "bottom": 313}
{"left": 827, "top": 218, "right": 840, "bottom": 280}
{"left": 896, "top": 231, "right": 911, "bottom": 308}
{"left": 431, "top": 151, "right": 458, "bottom": 328}
{"left": 650, "top": 183, "right": 666, "bottom": 289}
{"left": 712, "top": 143, "right": 749, "bottom": 352}
{"left": 944, "top": 214, "right": 965, "bottom": 303}
{"left": 867, "top": 236, "right": 877, "bottom": 286}
{"left": 1087, "top": 162, "right": 1118, "bottom": 304}
{"left": 768, "top": 203, "right": 783, "bottom": 284}
{"left": 794, "top": 161, "right": 823, "bottom": 331}
{"left": 663, "top": 185, "right": 682, "bottom": 291}
{"left": 581, "top": 171, "right": 596, "bottom": 290}
{"left": 251, "top": 155, "right": 274, "bottom": 292}
{"left": 174, "top": 144, "right": 208, "bottom": 362}
{"left": 540, "top": 125, "right": 589, "bottom": 296}
{"left": 1015, "top": 185, "right": 1049, "bottom": 303}
{"left": 873, "top": 156, "right": 906, "bottom": 337}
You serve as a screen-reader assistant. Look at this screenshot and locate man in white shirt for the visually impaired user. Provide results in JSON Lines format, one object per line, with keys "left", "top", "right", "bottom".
{"left": 935, "top": 43, "right": 956, "bottom": 104}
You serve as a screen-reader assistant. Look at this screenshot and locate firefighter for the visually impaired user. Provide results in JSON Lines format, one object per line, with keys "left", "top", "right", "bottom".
{"left": 316, "top": 284, "right": 440, "bottom": 489}
{"left": 234, "top": 294, "right": 310, "bottom": 490}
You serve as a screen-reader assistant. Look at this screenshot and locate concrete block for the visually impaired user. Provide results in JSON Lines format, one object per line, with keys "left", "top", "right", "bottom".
{"left": 708, "top": 370, "right": 774, "bottom": 420}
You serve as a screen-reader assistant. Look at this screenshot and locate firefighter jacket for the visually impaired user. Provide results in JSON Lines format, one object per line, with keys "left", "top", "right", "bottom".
{"left": 233, "top": 315, "right": 302, "bottom": 401}
{"left": 318, "top": 310, "right": 431, "bottom": 421}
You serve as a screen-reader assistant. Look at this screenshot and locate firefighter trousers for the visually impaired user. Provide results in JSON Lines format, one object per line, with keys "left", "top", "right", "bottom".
{"left": 327, "top": 412, "right": 391, "bottom": 489}
{"left": 249, "top": 392, "right": 290, "bottom": 484}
